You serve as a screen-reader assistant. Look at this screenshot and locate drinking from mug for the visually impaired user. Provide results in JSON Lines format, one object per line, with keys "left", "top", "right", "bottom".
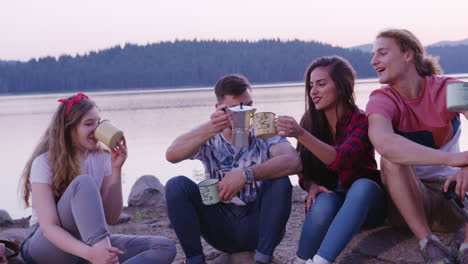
{"left": 94, "top": 120, "right": 124, "bottom": 149}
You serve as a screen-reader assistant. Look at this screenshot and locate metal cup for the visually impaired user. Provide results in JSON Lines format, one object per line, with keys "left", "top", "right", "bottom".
{"left": 253, "top": 112, "right": 277, "bottom": 139}
{"left": 447, "top": 82, "right": 468, "bottom": 112}
{"left": 443, "top": 181, "right": 468, "bottom": 222}
{"left": 95, "top": 120, "right": 124, "bottom": 149}
{"left": 226, "top": 104, "right": 256, "bottom": 147}
{"left": 198, "top": 179, "right": 220, "bottom": 205}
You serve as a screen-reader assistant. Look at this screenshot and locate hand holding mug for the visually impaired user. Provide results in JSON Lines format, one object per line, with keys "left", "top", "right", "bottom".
{"left": 111, "top": 136, "right": 127, "bottom": 169}
{"left": 218, "top": 168, "right": 246, "bottom": 202}
{"left": 199, "top": 179, "right": 221, "bottom": 205}
{"left": 210, "top": 104, "right": 230, "bottom": 133}
{"left": 444, "top": 166, "right": 468, "bottom": 200}
{"left": 275, "top": 115, "right": 305, "bottom": 138}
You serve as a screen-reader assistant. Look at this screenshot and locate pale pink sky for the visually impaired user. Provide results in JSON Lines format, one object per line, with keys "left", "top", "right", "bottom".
{"left": 1, "top": 0, "right": 467, "bottom": 61}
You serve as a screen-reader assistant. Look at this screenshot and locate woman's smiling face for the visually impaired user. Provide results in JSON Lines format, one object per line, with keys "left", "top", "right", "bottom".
{"left": 309, "top": 66, "right": 338, "bottom": 112}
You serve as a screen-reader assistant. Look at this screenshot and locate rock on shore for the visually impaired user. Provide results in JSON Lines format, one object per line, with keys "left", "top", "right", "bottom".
{"left": 127, "top": 175, "right": 165, "bottom": 207}
{"left": 0, "top": 210, "right": 13, "bottom": 227}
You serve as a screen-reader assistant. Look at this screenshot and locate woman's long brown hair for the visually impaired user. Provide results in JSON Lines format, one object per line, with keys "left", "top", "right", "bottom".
{"left": 297, "top": 56, "right": 357, "bottom": 190}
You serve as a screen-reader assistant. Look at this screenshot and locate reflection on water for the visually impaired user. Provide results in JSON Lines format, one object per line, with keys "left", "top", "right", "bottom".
{"left": 1, "top": 76, "right": 468, "bottom": 218}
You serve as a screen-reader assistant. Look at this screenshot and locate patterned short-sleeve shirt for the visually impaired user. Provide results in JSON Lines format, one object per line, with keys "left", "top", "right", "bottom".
{"left": 193, "top": 130, "right": 289, "bottom": 204}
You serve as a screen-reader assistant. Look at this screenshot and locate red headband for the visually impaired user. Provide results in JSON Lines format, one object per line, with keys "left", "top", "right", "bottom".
{"left": 57, "top": 92, "right": 89, "bottom": 117}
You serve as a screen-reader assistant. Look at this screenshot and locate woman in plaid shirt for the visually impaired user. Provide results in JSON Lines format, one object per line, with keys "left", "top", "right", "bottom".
{"left": 276, "top": 56, "right": 385, "bottom": 264}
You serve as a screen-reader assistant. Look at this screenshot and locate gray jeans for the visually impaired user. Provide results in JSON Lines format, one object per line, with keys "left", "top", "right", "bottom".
{"left": 21, "top": 174, "right": 176, "bottom": 264}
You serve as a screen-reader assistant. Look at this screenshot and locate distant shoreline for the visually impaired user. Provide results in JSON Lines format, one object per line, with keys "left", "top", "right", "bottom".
{"left": 2, "top": 73, "right": 468, "bottom": 98}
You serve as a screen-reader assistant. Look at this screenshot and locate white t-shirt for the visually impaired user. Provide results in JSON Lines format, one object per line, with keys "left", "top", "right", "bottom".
{"left": 413, "top": 126, "right": 461, "bottom": 179}
{"left": 29, "top": 151, "right": 112, "bottom": 226}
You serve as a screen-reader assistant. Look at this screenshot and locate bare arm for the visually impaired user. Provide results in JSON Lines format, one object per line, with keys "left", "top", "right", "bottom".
{"left": 276, "top": 115, "right": 336, "bottom": 165}
{"left": 166, "top": 122, "right": 218, "bottom": 163}
{"left": 32, "top": 183, "right": 93, "bottom": 260}
{"left": 101, "top": 138, "right": 128, "bottom": 224}
{"left": 368, "top": 113, "right": 468, "bottom": 166}
{"left": 166, "top": 105, "right": 229, "bottom": 163}
{"left": 295, "top": 129, "right": 336, "bottom": 165}
{"left": 218, "top": 141, "right": 301, "bottom": 201}
{"left": 100, "top": 168, "right": 123, "bottom": 224}
{"left": 250, "top": 141, "right": 302, "bottom": 180}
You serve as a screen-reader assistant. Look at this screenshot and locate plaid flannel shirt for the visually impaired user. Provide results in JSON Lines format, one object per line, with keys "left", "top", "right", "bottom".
{"left": 299, "top": 108, "right": 381, "bottom": 191}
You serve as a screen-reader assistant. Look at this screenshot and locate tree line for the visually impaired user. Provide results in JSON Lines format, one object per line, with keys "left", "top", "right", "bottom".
{"left": 0, "top": 39, "right": 467, "bottom": 94}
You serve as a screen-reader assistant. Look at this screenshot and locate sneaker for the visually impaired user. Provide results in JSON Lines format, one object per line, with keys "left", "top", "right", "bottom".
{"left": 421, "top": 239, "right": 456, "bottom": 264}
{"left": 459, "top": 249, "right": 468, "bottom": 264}
{"left": 289, "top": 256, "right": 307, "bottom": 264}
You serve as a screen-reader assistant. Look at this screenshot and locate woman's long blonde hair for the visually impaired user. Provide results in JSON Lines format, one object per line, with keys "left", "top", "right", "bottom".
{"left": 377, "top": 29, "right": 443, "bottom": 76}
{"left": 20, "top": 95, "right": 101, "bottom": 207}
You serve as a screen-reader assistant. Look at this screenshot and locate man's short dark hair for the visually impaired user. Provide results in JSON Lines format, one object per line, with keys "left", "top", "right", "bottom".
{"left": 214, "top": 74, "right": 252, "bottom": 103}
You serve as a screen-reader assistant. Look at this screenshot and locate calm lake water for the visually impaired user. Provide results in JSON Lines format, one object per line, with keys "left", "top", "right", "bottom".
{"left": 2, "top": 75, "right": 468, "bottom": 219}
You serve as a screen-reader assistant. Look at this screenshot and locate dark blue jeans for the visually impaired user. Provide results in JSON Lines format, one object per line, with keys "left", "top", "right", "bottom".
{"left": 296, "top": 178, "right": 387, "bottom": 262}
{"left": 165, "top": 176, "right": 292, "bottom": 264}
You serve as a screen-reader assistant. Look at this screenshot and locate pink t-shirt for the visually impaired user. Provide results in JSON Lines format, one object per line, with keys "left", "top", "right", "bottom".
{"left": 366, "top": 75, "right": 461, "bottom": 179}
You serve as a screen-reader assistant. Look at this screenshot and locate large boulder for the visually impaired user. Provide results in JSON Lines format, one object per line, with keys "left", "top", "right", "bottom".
{"left": 127, "top": 175, "right": 165, "bottom": 207}
{"left": 0, "top": 210, "right": 12, "bottom": 227}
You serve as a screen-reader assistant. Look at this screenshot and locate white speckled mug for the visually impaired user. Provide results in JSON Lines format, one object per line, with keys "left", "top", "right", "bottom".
{"left": 447, "top": 82, "right": 468, "bottom": 112}
{"left": 95, "top": 120, "right": 124, "bottom": 149}
{"left": 198, "top": 179, "right": 220, "bottom": 205}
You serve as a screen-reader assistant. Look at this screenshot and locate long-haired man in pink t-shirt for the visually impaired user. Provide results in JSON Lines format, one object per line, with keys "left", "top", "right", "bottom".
{"left": 366, "top": 29, "right": 468, "bottom": 264}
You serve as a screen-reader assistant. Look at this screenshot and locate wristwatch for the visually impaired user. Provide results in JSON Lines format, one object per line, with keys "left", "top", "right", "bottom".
{"left": 242, "top": 167, "right": 255, "bottom": 184}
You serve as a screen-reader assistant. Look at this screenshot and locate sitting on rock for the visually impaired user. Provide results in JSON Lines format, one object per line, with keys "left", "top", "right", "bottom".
{"left": 367, "top": 29, "right": 468, "bottom": 264}
{"left": 278, "top": 56, "right": 386, "bottom": 264}
{"left": 165, "top": 74, "right": 302, "bottom": 264}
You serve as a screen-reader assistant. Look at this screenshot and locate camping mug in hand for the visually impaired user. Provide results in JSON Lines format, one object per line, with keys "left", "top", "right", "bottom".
{"left": 447, "top": 82, "right": 468, "bottom": 112}
{"left": 443, "top": 181, "right": 468, "bottom": 222}
{"left": 95, "top": 120, "right": 124, "bottom": 149}
{"left": 253, "top": 112, "right": 277, "bottom": 139}
{"left": 198, "top": 179, "right": 220, "bottom": 205}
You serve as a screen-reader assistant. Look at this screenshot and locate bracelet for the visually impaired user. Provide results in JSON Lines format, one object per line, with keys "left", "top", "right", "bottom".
{"left": 242, "top": 167, "right": 255, "bottom": 184}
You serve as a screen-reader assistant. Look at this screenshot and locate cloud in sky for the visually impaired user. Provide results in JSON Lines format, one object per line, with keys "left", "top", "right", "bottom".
{"left": 1, "top": 0, "right": 467, "bottom": 61}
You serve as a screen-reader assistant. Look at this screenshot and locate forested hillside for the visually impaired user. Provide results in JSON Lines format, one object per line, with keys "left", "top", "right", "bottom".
{"left": 1, "top": 39, "right": 467, "bottom": 94}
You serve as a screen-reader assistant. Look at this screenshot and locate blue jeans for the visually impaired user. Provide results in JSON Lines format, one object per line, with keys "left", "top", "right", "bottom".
{"left": 296, "top": 178, "right": 387, "bottom": 262}
{"left": 165, "top": 175, "right": 292, "bottom": 264}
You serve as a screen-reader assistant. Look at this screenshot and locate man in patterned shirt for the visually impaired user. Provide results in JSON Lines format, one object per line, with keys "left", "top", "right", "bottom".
{"left": 165, "top": 74, "right": 301, "bottom": 264}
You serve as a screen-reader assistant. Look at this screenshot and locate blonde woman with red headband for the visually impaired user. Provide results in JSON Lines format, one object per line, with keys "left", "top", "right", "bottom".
{"left": 19, "top": 93, "right": 176, "bottom": 264}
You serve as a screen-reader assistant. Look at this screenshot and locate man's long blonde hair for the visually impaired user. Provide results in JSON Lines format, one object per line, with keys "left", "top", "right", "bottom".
{"left": 20, "top": 95, "right": 102, "bottom": 207}
{"left": 377, "top": 29, "right": 443, "bottom": 76}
